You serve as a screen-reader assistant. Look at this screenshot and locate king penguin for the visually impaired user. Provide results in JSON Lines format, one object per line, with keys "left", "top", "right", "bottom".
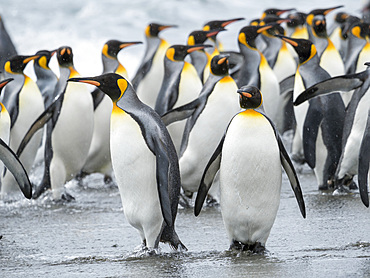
{"left": 161, "top": 54, "right": 240, "bottom": 199}
{"left": 155, "top": 44, "right": 208, "bottom": 152}
{"left": 235, "top": 24, "right": 283, "bottom": 133}
{"left": 16, "top": 46, "right": 94, "bottom": 200}
{"left": 80, "top": 40, "right": 142, "bottom": 183}
{"left": 293, "top": 62, "right": 370, "bottom": 204}
{"left": 68, "top": 73, "right": 186, "bottom": 253}
{"left": 276, "top": 35, "right": 346, "bottom": 190}
{"left": 132, "top": 23, "right": 176, "bottom": 108}
{"left": 0, "top": 55, "right": 44, "bottom": 198}
{"left": 194, "top": 85, "right": 305, "bottom": 253}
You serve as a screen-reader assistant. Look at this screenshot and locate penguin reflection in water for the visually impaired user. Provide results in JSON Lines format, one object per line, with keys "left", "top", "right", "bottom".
{"left": 195, "top": 86, "right": 306, "bottom": 253}
{"left": 68, "top": 73, "right": 186, "bottom": 254}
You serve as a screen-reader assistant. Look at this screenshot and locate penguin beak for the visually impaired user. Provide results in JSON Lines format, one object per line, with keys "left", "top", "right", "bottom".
{"left": 237, "top": 88, "right": 252, "bottom": 98}
{"left": 158, "top": 25, "right": 177, "bottom": 32}
{"left": 0, "top": 78, "right": 13, "bottom": 89}
{"left": 23, "top": 55, "right": 39, "bottom": 64}
{"left": 68, "top": 77, "right": 101, "bottom": 87}
{"left": 276, "top": 9, "right": 295, "bottom": 16}
{"left": 323, "top": 5, "right": 344, "bottom": 15}
{"left": 119, "top": 41, "right": 142, "bottom": 49}
{"left": 220, "top": 17, "right": 245, "bottom": 27}
{"left": 51, "top": 50, "right": 57, "bottom": 56}
{"left": 206, "top": 28, "right": 226, "bottom": 38}
{"left": 275, "top": 35, "right": 299, "bottom": 47}
{"left": 186, "top": 44, "right": 212, "bottom": 53}
{"left": 217, "top": 56, "right": 229, "bottom": 65}
{"left": 277, "top": 18, "right": 292, "bottom": 25}
{"left": 257, "top": 24, "right": 274, "bottom": 33}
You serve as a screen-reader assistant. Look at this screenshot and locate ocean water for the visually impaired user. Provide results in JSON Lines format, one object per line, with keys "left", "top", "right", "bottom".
{"left": 0, "top": 0, "right": 369, "bottom": 277}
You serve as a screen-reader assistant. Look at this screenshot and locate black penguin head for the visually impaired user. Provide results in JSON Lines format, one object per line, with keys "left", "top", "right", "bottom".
{"left": 237, "top": 86, "right": 263, "bottom": 109}
{"left": 275, "top": 35, "right": 316, "bottom": 65}
{"left": 187, "top": 29, "right": 225, "bottom": 45}
{"left": 34, "top": 49, "right": 56, "bottom": 70}
{"left": 0, "top": 78, "right": 13, "bottom": 94}
{"left": 306, "top": 6, "right": 343, "bottom": 26}
{"left": 145, "top": 23, "right": 176, "bottom": 38}
{"left": 210, "top": 54, "right": 229, "bottom": 76}
{"left": 103, "top": 40, "right": 142, "bottom": 58}
{"left": 287, "top": 12, "right": 307, "bottom": 28}
{"left": 68, "top": 73, "right": 128, "bottom": 103}
{"left": 203, "top": 18, "right": 244, "bottom": 41}
{"left": 350, "top": 22, "right": 370, "bottom": 40}
{"left": 166, "top": 44, "right": 211, "bottom": 62}
{"left": 334, "top": 12, "right": 349, "bottom": 24}
{"left": 4, "top": 55, "right": 39, "bottom": 74}
{"left": 261, "top": 8, "right": 294, "bottom": 19}
{"left": 249, "top": 18, "right": 261, "bottom": 26}
{"left": 238, "top": 25, "right": 274, "bottom": 49}
{"left": 57, "top": 46, "right": 74, "bottom": 67}
{"left": 312, "top": 15, "right": 328, "bottom": 38}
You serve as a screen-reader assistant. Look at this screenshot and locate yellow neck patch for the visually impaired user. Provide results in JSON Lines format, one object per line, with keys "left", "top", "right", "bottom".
{"left": 238, "top": 32, "right": 256, "bottom": 50}
{"left": 352, "top": 26, "right": 362, "bottom": 39}
{"left": 301, "top": 45, "right": 317, "bottom": 65}
{"left": 166, "top": 47, "right": 176, "bottom": 61}
{"left": 219, "top": 76, "right": 233, "bottom": 83}
{"left": 240, "top": 109, "right": 263, "bottom": 118}
{"left": 117, "top": 78, "right": 128, "bottom": 100}
{"left": 69, "top": 67, "right": 80, "bottom": 78}
{"left": 187, "top": 36, "right": 195, "bottom": 46}
{"left": 38, "top": 56, "right": 50, "bottom": 70}
{"left": 4, "top": 61, "right": 15, "bottom": 74}
{"left": 102, "top": 44, "right": 112, "bottom": 58}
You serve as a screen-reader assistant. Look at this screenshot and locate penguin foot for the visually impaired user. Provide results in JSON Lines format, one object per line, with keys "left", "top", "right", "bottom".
{"left": 333, "top": 186, "right": 351, "bottom": 195}
{"left": 103, "top": 175, "right": 113, "bottom": 185}
{"left": 347, "top": 181, "right": 358, "bottom": 190}
{"left": 178, "top": 193, "right": 191, "bottom": 209}
{"left": 206, "top": 195, "right": 219, "bottom": 207}
{"left": 318, "top": 183, "right": 329, "bottom": 190}
{"left": 291, "top": 153, "right": 306, "bottom": 165}
{"left": 229, "top": 240, "right": 243, "bottom": 251}
{"left": 60, "top": 192, "right": 75, "bottom": 202}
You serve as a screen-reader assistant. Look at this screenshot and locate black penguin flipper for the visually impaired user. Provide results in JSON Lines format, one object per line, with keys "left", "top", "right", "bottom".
{"left": 293, "top": 72, "right": 367, "bottom": 106}
{"left": 0, "top": 138, "right": 31, "bottom": 199}
{"left": 358, "top": 112, "right": 370, "bottom": 208}
{"left": 153, "top": 136, "right": 173, "bottom": 227}
{"left": 279, "top": 74, "right": 295, "bottom": 96}
{"left": 131, "top": 58, "right": 153, "bottom": 90}
{"left": 303, "top": 104, "right": 324, "bottom": 169}
{"left": 161, "top": 98, "right": 200, "bottom": 126}
{"left": 194, "top": 135, "right": 225, "bottom": 216}
{"left": 264, "top": 114, "right": 306, "bottom": 218}
{"left": 16, "top": 103, "right": 55, "bottom": 157}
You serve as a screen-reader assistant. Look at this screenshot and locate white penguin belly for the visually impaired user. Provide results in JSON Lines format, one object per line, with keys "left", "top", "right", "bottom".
{"left": 356, "top": 43, "right": 370, "bottom": 73}
{"left": 220, "top": 111, "right": 282, "bottom": 245}
{"left": 110, "top": 111, "right": 163, "bottom": 246}
{"left": 180, "top": 78, "right": 239, "bottom": 192}
{"left": 51, "top": 82, "right": 94, "bottom": 179}
{"left": 83, "top": 95, "right": 113, "bottom": 175}
{"left": 338, "top": 91, "right": 370, "bottom": 178}
{"left": 293, "top": 71, "right": 309, "bottom": 140}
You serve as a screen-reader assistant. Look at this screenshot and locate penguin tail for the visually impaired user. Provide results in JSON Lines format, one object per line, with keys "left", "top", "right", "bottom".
{"left": 160, "top": 226, "right": 188, "bottom": 251}
{"left": 32, "top": 175, "right": 51, "bottom": 199}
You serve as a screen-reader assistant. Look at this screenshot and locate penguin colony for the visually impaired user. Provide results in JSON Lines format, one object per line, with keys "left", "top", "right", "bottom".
{"left": 0, "top": 5, "right": 369, "bottom": 255}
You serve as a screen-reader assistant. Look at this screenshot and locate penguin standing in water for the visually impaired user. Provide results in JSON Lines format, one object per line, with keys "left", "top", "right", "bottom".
{"left": 68, "top": 73, "right": 186, "bottom": 253}
{"left": 276, "top": 35, "right": 346, "bottom": 190}
{"left": 132, "top": 23, "right": 176, "bottom": 108}
{"left": 194, "top": 85, "right": 305, "bottom": 253}
{"left": 293, "top": 62, "right": 370, "bottom": 205}
{"left": 162, "top": 54, "right": 240, "bottom": 199}
{"left": 80, "top": 40, "right": 142, "bottom": 183}
{"left": 155, "top": 44, "right": 208, "bottom": 152}
{"left": 0, "top": 16, "right": 17, "bottom": 77}
{"left": 16, "top": 46, "right": 94, "bottom": 200}
{"left": 0, "top": 55, "right": 44, "bottom": 198}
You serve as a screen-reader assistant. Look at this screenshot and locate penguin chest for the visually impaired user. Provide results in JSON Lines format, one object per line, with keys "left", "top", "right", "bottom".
{"left": 110, "top": 111, "right": 161, "bottom": 228}
{"left": 293, "top": 71, "right": 309, "bottom": 138}
{"left": 273, "top": 45, "right": 296, "bottom": 82}
{"left": 319, "top": 42, "right": 344, "bottom": 77}
{"left": 176, "top": 62, "right": 202, "bottom": 108}
{"left": 220, "top": 110, "right": 282, "bottom": 245}
{"left": 356, "top": 42, "right": 370, "bottom": 73}
{"left": 0, "top": 104, "right": 10, "bottom": 144}
{"left": 51, "top": 82, "right": 94, "bottom": 174}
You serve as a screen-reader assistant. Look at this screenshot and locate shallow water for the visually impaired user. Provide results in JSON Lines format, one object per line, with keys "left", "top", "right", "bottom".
{"left": 0, "top": 0, "right": 369, "bottom": 277}
{"left": 1, "top": 167, "right": 369, "bottom": 278}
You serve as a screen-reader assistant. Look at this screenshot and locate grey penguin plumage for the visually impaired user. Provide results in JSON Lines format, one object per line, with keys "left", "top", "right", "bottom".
{"left": 277, "top": 35, "right": 346, "bottom": 190}
{"left": 0, "top": 15, "right": 17, "bottom": 77}
{"left": 194, "top": 85, "right": 305, "bottom": 253}
{"left": 68, "top": 73, "right": 186, "bottom": 252}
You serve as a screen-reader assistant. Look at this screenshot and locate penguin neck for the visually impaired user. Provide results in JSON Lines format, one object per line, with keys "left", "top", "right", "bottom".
{"left": 312, "top": 36, "right": 329, "bottom": 58}
{"left": 237, "top": 43, "right": 261, "bottom": 87}
{"left": 102, "top": 54, "right": 119, "bottom": 74}
{"left": 261, "top": 35, "right": 282, "bottom": 68}
{"left": 189, "top": 50, "right": 208, "bottom": 79}
{"left": 143, "top": 36, "right": 162, "bottom": 63}
{"left": 298, "top": 56, "right": 331, "bottom": 87}
{"left": 115, "top": 86, "right": 143, "bottom": 113}
{"left": 199, "top": 73, "right": 224, "bottom": 98}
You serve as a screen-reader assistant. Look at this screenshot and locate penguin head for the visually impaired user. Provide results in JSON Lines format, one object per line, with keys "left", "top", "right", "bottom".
{"left": 210, "top": 54, "right": 229, "bottom": 76}
{"left": 275, "top": 35, "right": 316, "bottom": 65}
{"left": 249, "top": 18, "right": 261, "bottom": 26}
{"left": 349, "top": 22, "right": 370, "bottom": 40}
{"left": 0, "top": 78, "right": 13, "bottom": 93}
{"left": 311, "top": 15, "right": 328, "bottom": 38}
{"left": 4, "top": 55, "right": 39, "bottom": 74}
{"left": 259, "top": 17, "right": 288, "bottom": 37}
{"left": 102, "top": 40, "right": 142, "bottom": 59}
{"left": 166, "top": 44, "right": 211, "bottom": 62}
{"left": 261, "top": 8, "right": 294, "bottom": 19}
{"left": 57, "top": 46, "right": 74, "bottom": 67}
{"left": 145, "top": 23, "right": 176, "bottom": 38}
{"left": 334, "top": 12, "right": 349, "bottom": 24}
{"left": 237, "top": 85, "right": 263, "bottom": 109}
{"left": 286, "top": 12, "right": 307, "bottom": 28}
{"left": 34, "top": 49, "right": 56, "bottom": 70}
{"left": 203, "top": 17, "right": 244, "bottom": 32}
{"left": 238, "top": 25, "right": 274, "bottom": 49}
{"left": 306, "top": 6, "right": 343, "bottom": 27}
{"left": 187, "top": 29, "right": 225, "bottom": 45}
{"left": 68, "top": 73, "right": 128, "bottom": 103}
